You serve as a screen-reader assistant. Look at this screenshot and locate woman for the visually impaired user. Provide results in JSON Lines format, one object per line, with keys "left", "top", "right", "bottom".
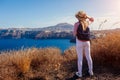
{"left": 73, "top": 11, "right": 94, "bottom": 78}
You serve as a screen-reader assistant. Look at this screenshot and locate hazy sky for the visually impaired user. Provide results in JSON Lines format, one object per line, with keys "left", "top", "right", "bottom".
{"left": 0, "top": 0, "right": 120, "bottom": 30}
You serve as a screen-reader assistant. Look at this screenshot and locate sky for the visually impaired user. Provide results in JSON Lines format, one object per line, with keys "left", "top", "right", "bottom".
{"left": 0, "top": 0, "right": 120, "bottom": 30}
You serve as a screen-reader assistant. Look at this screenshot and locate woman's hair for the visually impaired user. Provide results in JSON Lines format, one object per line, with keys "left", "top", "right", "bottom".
{"left": 75, "top": 11, "right": 89, "bottom": 31}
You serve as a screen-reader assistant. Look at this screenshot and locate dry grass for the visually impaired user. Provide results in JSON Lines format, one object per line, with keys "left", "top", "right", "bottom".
{"left": 0, "top": 31, "right": 120, "bottom": 80}
{"left": 91, "top": 31, "right": 120, "bottom": 69}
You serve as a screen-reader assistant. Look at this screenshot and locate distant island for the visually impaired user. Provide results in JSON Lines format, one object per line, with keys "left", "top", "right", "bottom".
{"left": 0, "top": 23, "right": 74, "bottom": 39}
{"left": 0, "top": 23, "right": 119, "bottom": 40}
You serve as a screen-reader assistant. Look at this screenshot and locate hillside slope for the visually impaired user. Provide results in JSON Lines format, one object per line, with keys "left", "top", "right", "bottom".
{"left": 0, "top": 31, "right": 120, "bottom": 80}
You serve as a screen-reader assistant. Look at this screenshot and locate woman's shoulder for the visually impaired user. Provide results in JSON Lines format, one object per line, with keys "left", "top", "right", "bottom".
{"left": 74, "top": 22, "right": 80, "bottom": 26}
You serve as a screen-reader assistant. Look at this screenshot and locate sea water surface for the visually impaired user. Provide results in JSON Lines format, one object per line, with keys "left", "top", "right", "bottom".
{"left": 0, "top": 39, "right": 75, "bottom": 52}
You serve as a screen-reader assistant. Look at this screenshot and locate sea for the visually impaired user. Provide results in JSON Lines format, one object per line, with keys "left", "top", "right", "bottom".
{"left": 0, "top": 39, "right": 75, "bottom": 52}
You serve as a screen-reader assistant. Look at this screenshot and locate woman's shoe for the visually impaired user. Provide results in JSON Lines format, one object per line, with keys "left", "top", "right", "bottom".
{"left": 69, "top": 73, "right": 82, "bottom": 80}
{"left": 90, "top": 74, "right": 95, "bottom": 78}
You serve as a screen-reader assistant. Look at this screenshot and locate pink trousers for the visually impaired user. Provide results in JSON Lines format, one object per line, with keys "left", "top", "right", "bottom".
{"left": 76, "top": 38, "right": 93, "bottom": 77}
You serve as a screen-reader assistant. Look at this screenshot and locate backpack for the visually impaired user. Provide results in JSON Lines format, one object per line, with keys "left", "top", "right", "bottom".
{"left": 76, "top": 23, "right": 90, "bottom": 41}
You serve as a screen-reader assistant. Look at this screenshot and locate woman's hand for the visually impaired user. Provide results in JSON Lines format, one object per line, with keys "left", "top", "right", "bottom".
{"left": 87, "top": 16, "right": 94, "bottom": 22}
{"left": 89, "top": 17, "right": 94, "bottom": 22}
{"left": 86, "top": 16, "right": 94, "bottom": 25}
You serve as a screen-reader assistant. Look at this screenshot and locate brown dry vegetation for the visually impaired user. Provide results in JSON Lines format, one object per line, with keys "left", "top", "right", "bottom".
{"left": 0, "top": 31, "right": 120, "bottom": 80}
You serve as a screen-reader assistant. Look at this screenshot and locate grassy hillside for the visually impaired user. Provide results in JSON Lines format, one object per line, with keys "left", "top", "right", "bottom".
{"left": 0, "top": 31, "right": 120, "bottom": 80}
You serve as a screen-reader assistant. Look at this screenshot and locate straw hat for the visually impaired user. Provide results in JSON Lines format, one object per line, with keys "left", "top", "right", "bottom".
{"left": 75, "top": 11, "right": 87, "bottom": 21}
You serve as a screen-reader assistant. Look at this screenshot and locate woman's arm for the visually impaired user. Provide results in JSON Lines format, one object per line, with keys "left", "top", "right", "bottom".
{"left": 88, "top": 17, "right": 94, "bottom": 22}
{"left": 87, "top": 16, "right": 94, "bottom": 25}
{"left": 73, "top": 22, "right": 79, "bottom": 36}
